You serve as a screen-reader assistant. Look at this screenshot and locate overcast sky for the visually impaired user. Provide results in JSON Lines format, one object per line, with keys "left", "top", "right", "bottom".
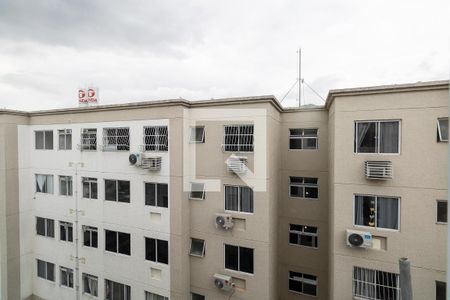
{"left": 0, "top": 0, "right": 449, "bottom": 111}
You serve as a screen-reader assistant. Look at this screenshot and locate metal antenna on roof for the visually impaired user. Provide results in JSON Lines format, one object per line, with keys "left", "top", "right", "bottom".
{"left": 298, "top": 48, "right": 302, "bottom": 107}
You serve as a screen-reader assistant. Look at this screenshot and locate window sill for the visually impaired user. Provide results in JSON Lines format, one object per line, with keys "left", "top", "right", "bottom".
{"left": 144, "top": 259, "right": 169, "bottom": 267}
{"left": 289, "top": 196, "right": 319, "bottom": 201}
{"left": 436, "top": 222, "right": 448, "bottom": 225}
{"left": 288, "top": 289, "right": 317, "bottom": 298}
{"left": 288, "top": 148, "right": 319, "bottom": 151}
{"left": 353, "top": 225, "right": 400, "bottom": 232}
{"left": 288, "top": 243, "right": 319, "bottom": 250}
{"left": 104, "top": 250, "right": 131, "bottom": 258}
{"left": 189, "top": 197, "right": 205, "bottom": 201}
{"left": 224, "top": 268, "right": 254, "bottom": 277}
{"left": 224, "top": 210, "right": 254, "bottom": 215}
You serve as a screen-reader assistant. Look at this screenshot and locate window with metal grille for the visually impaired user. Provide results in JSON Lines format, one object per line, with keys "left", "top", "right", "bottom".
{"left": 105, "top": 230, "right": 131, "bottom": 255}
{"left": 145, "top": 237, "right": 169, "bottom": 264}
{"left": 82, "top": 177, "right": 98, "bottom": 199}
{"left": 437, "top": 118, "right": 448, "bottom": 142}
{"left": 289, "top": 224, "right": 318, "bottom": 248}
{"left": 223, "top": 125, "right": 254, "bottom": 152}
{"left": 354, "top": 195, "right": 400, "bottom": 230}
{"left": 59, "top": 175, "right": 73, "bottom": 196}
{"left": 58, "top": 129, "right": 72, "bottom": 150}
{"left": 144, "top": 126, "right": 168, "bottom": 151}
{"left": 189, "top": 238, "right": 206, "bottom": 257}
{"left": 60, "top": 266, "right": 74, "bottom": 288}
{"left": 36, "top": 217, "right": 54, "bottom": 238}
{"left": 224, "top": 185, "right": 253, "bottom": 213}
{"left": 83, "top": 225, "right": 98, "bottom": 248}
{"left": 60, "top": 221, "right": 73, "bottom": 242}
{"left": 81, "top": 128, "right": 97, "bottom": 151}
{"left": 353, "top": 266, "right": 400, "bottom": 300}
{"left": 355, "top": 120, "right": 400, "bottom": 154}
{"left": 35, "top": 130, "right": 53, "bottom": 150}
{"left": 145, "top": 291, "right": 169, "bottom": 300}
{"left": 37, "top": 259, "right": 54, "bottom": 281}
{"left": 83, "top": 273, "right": 98, "bottom": 296}
{"left": 224, "top": 244, "right": 254, "bottom": 274}
{"left": 102, "top": 127, "right": 130, "bottom": 151}
{"left": 289, "top": 177, "right": 318, "bottom": 199}
{"left": 145, "top": 182, "right": 168, "bottom": 207}
{"left": 36, "top": 174, "right": 53, "bottom": 194}
{"left": 289, "top": 128, "right": 318, "bottom": 150}
{"left": 105, "top": 179, "right": 130, "bottom": 203}
{"left": 289, "top": 271, "right": 318, "bottom": 296}
{"left": 105, "top": 279, "right": 131, "bottom": 300}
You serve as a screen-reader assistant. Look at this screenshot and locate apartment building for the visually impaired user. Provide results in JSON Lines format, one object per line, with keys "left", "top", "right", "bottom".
{"left": 0, "top": 80, "right": 448, "bottom": 300}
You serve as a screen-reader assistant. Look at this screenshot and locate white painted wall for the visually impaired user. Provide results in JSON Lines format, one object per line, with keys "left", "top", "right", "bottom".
{"left": 19, "top": 120, "right": 171, "bottom": 299}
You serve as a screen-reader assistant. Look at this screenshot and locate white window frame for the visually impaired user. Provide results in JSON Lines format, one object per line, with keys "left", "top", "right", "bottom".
{"left": 105, "top": 279, "right": 131, "bottom": 300}
{"left": 143, "top": 126, "right": 169, "bottom": 152}
{"left": 82, "top": 177, "right": 98, "bottom": 199}
{"left": 59, "top": 175, "right": 73, "bottom": 196}
{"left": 354, "top": 120, "right": 401, "bottom": 154}
{"left": 222, "top": 124, "right": 254, "bottom": 153}
{"left": 82, "top": 273, "right": 98, "bottom": 296}
{"left": 35, "top": 130, "right": 53, "bottom": 150}
{"left": 224, "top": 244, "right": 254, "bottom": 274}
{"left": 145, "top": 291, "right": 169, "bottom": 300}
{"left": 189, "top": 238, "right": 206, "bottom": 257}
{"left": 190, "top": 126, "right": 205, "bottom": 143}
{"left": 189, "top": 182, "right": 205, "bottom": 200}
{"left": 82, "top": 225, "right": 98, "bottom": 248}
{"left": 224, "top": 185, "right": 254, "bottom": 214}
{"left": 104, "top": 229, "right": 131, "bottom": 255}
{"left": 36, "top": 217, "right": 54, "bottom": 238}
{"left": 60, "top": 266, "right": 74, "bottom": 288}
{"left": 59, "top": 221, "right": 73, "bottom": 242}
{"left": 289, "top": 177, "right": 319, "bottom": 199}
{"left": 37, "top": 259, "right": 55, "bottom": 281}
{"left": 353, "top": 194, "right": 401, "bottom": 231}
{"left": 288, "top": 271, "right": 318, "bottom": 297}
{"left": 145, "top": 237, "right": 169, "bottom": 265}
{"left": 353, "top": 266, "right": 400, "bottom": 300}
{"left": 437, "top": 200, "right": 448, "bottom": 224}
{"left": 104, "top": 179, "right": 130, "bottom": 203}
{"left": 80, "top": 128, "right": 97, "bottom": 151}
{"left": 437, "top": 117, "right": 449, "bottom": 142}
{"left": 102, "top": 127, "right": 130, "bottom": 151}
{"left": 58, "top": 129, "right": 72, "bottom": 150}
{"left": 35, "top": 174, "right": 54, "bottom": 194}
{"left": 289, "top": 224, "right": 318, "bottom": 248}
{"left": 144, "top": 182, "right": 169, "bottom": 208}
{"left": 289, "top": 128, "right": 319, "bottom": 150}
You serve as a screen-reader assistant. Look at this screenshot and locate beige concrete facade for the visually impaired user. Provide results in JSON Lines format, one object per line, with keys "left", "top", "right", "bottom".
{"left": 0, "top": 80, "right": 448, "bottom": 300}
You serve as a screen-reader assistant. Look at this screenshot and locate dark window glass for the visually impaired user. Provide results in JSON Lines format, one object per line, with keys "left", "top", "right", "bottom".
{"left": 105, "top": 180, "right": 116, "bottom": 201}
{"left": 47, "top": 219, "right": 54, "bottom": 237}
{"left": 145, "top": 183, "right": 156, "bottom": 206}
{"left": 354, "top": 195, "right": 376, "bottom": 227}
{"left": 436, "top": 281, "right": 446, "bottom": 300}
{"left": 117, "top": 180, "right": 130, "bottom": 203}
{"left": 438, "top": 201, "right": 448, "bottom": 223}
{"left": 157, "top": 239, "right": 169, "bottom": 264}
{"left": 239, "top": 246, "right": 254, "bottom": 273}
{"left": 118, "top": 232, "right": 131, "bottom": 255}
{"left": 289, "top": 138, "right": 302, "bottom": 149}
{"left": 35, "top": 131, "right": 44, "bottom": 149}
{"left": 105, "top": 230, "right": 117, "bottom": 253}
{"left": 45, "top": 131, "right": 53, "bottom": 149}
{"left": 157, "top": 184, "right": 168, "bottom": 208}
{"left": 225, "top": 244, "right": 239, "bottom": 271}
{"left": 37, "top": 260, "right": 46, "bottom": 278}
{"left": 145, "top": 238, "right": 156, "bottom": 261}
{"left": 356, "top": 122, "right": 377, "bottom": 153}
{"left": 36, "top": 217, "right": 45, "bottom": 236}
{"left": 47, "top": 262, "right": 55, "bottom": 281}
{"left": 191, "top": 293, "right": 205, "bottom": 300}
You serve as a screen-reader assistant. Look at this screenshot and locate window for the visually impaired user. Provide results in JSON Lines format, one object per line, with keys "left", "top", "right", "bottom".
{"left": 60, "top": 266, "right": 74, "bottom": 288}
{"left": 189, "top": 238, "right": 206, "bottom": 257}
{"left": 145, "top": 291, "right": 169, "bottom": 300}
{"left": 83, "top": 273, "right": 98, "bottom": 296}
{"left": 438, "top": 118, "right": 448, "bottom": 142}
{"left": 83, "top": 226, "right": 98, "bottom": 248}
{"left": 190, "top": 126, "right": 205, "bottom": 143}
{"left": 437, "top": 201, "right": 447, "bottom": 223}
{"left": 354, "top": 195, "right": 400, "bottom": 230}
{"left": 189, "top": 183, "right": 205, "bottom": 200}
{"left": 60, "top": 221, "right": 73, "bottom": 242}
{"left": 59, "top": 176, "right": 73, "bottom": 196}
{"left": 145, "top": 237, "right": 169, "bottom": 264}
{"left": 353, "top": 266, "right": 400, "bottom": 300}
{"left": 289, "top": 271, "right": 318, "bottom": 296}
{"left": 223, "top": 124, "right": 254, "bottom": 152}
{"left": 355, "top": 120, "right": 400, "bottom": 154}
{"left": 289, "top": 224, "right": 318, "bottom": 248}
{"left": 58, "top": 129, "right": 72, "bottom": 150}
{"left": 144, "top": 126, "right": 168, "bottom": 151}
{"left": 224, "top": 244, "right": 253, "bottom": 274}
{"left": 289, "top": 177, "right": 318, "bottom": 199}
{"left": 102, "top": 127, "right": 130, "bottom": 151}
{"left": 36, "top": 217, "right": 54, "bottom": 238}
{"left": 82, "top": 177, "right": 98, "bottom": 199}
{"left": 224, "top": 185, "right": 253, "bottom": 213}
{"left": 105, "top": 230, "right": 131, "bottom": 255}
{"left": 105, "top": 279, "right": 131, "bottom": 300}
{"left": 145, "top": 182, "right": 168, "bottom": 207}
{"left": 81, "top": 128, "right": 97, "bottom": 151}
{"left": 35, "top": 130, "right": 53, "bottom": 150}
{"left": 37, "top": 259, "right": 55, "bottom": 281}
{"left": 191, "top": 293, "right": 205, "bottom": 300}
{"left": 289, "top": 128, "right": 318, "bottom": 150}
{"left": 436, "top": 281, "right": 446, "bottom": 300}
{"left": 35, "top": 174, "right": 53, "bottom": 194}
{"left": 105, "top": 179, "right": 130, "bottom": 203}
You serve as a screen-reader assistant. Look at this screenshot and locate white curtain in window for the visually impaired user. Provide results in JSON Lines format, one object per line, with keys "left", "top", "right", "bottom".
{"left": 377, "top": 197, "right": 399, "bottom": 229}
{"left": 36, "top": 175, "right": 46, "bottom": 192}
{"left": 354, "top": 196, "right": 365, "bottom": 225}
{"left": 379, "top": 122, "right": 399, "bottom": 153}
{"left": 357, "top": 123, "right": 372, "bottom": 152}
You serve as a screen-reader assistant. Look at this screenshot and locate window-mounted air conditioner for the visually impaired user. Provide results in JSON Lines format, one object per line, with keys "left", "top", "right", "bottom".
{"left": 226, "top": 156, "right": 247, "bottom": 174}
{"left": 215, "top": 213, "right": 234, "bottom": 230}
{"left": 213, "top": 273, "right": 234, "bottom": 291}
{"left": 142, "top": 156, "right": 162, "bottom": 171}
{"left": 365, "top": 161, "right": 393, "bottom": 180}
{"left": 346, "top": 229, "right": 373, "bottom": 249}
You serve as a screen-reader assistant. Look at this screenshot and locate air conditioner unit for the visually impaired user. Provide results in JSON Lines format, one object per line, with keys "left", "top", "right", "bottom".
{"left": 100, "top": 144, "right": 117, "bottom": 152}
{"left": 215, "top": 213, "right": 234, "bottom": 230}
{"left": 346, "top": 229, "right": 373, "bottom": 249}
{"left": 365, "top": 161, "right": 393, "bottom": 180}
{"left": 129, "top": 153, "right": 143, "bottom": 166}
{"left": 142, "top": 156, "right": 162, "bottom": 171}
{"left": 226, "top": 156, "right": 247, "bottom": 174}
{"left": 213, "top": 273, "right": 234, "bottom": 291}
